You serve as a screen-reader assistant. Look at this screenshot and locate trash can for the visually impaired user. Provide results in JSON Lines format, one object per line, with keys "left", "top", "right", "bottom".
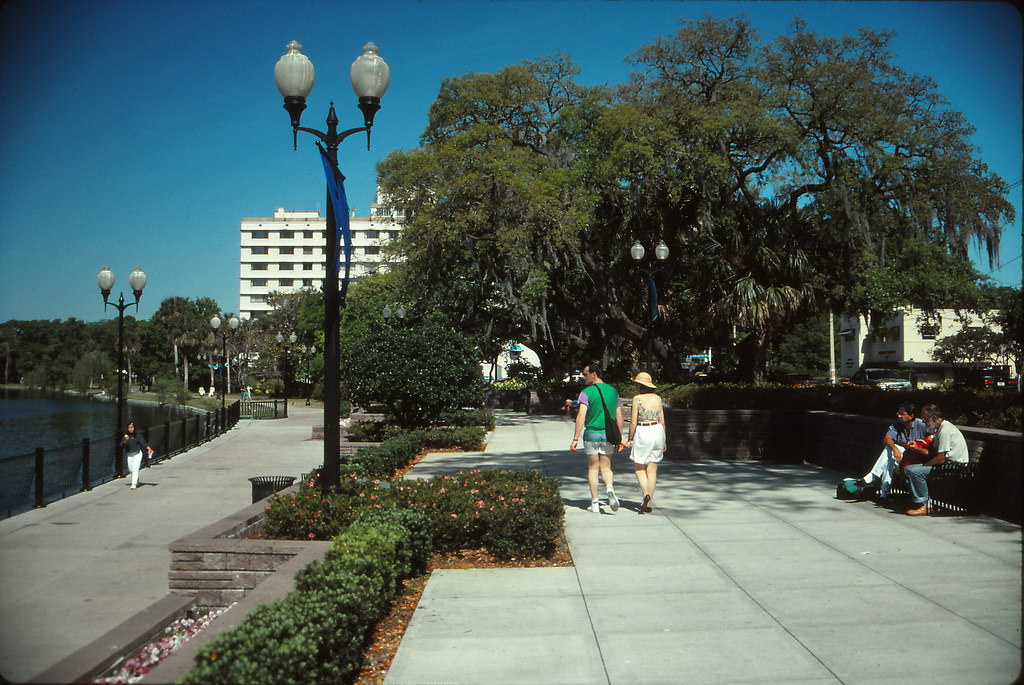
{"left": 248, "top": 476, "right": 297, "bottom": 503}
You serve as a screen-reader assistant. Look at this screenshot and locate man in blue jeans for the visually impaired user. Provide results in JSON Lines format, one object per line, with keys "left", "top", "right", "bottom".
{"left": 905, "top": 403, "right": 969, "bottom": 516}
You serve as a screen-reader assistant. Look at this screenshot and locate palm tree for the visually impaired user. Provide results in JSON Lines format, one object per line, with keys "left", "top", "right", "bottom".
{"left": 696, "top": 198, "right": 814, "bottom": 382}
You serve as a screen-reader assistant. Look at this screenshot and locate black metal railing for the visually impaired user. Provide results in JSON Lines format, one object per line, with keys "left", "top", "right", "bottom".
{"left": 239, "top": 399, "right": 288, "bottom": 420}
{"left": 0, "top": 401, "right": 242, "bottom": 518}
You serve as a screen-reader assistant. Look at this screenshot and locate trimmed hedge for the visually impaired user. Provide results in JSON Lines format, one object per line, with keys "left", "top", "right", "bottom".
{"left": 660, "top": 383, "right": 1022, "bottom": 432}
{"left": 182, "top": 517, "right": 420, "bottom": 685}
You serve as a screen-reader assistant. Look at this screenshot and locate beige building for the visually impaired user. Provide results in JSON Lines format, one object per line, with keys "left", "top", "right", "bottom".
{"left": 839, "top": 307, "right": 1010, "bottom": 386}
{"left": 239, "top": 199, "right": 402, "bottom": 319}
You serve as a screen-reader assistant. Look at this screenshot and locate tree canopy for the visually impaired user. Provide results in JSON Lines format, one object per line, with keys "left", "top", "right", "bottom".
{"left": 377, "top": 15, "right": 1014, "bottom": 381}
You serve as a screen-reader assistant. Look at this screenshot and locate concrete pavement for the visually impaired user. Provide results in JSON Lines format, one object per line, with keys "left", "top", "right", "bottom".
{"left": 0, "top": 408, "right": 1019, "bottom": 684}
{"left": 387, "top": 412, "right": 1022, "bottom": 685}
{"left": 0, "top": 405, "right": 326, "bottom": 683}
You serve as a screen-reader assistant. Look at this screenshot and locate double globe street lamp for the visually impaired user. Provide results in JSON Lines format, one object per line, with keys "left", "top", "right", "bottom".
{"left": 97, "top": 265, "right": 147, "bottom": 478}
{"left": 275, "top": 39, "right": 390, "bottom": 494}
{"left": 630, "top": 240, "right": 670, "bottom": 370}
{"left": 210, "top": 315, "right": 239, "bottom": 411}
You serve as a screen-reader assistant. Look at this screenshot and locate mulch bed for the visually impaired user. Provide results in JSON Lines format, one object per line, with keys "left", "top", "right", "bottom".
{"left": 353, "top": 533, "right": 574, "bottom": 685}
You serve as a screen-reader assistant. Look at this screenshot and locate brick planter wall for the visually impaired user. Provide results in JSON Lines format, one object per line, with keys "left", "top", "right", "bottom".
{"left": 166, "top": 484, "right": 319, "bottom": 607}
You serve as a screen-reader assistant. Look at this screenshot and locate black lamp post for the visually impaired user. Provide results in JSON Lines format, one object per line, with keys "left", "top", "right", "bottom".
{"left": 275, "top": 331, "right": 298, "bottom": 399}
{"left": 210, "top": 315, "right": 239, "bottom": 411}
{"left": 97, "top": 265, "right": 147, "bottom": 478}
{"left": 275, "top": 39, "right": 390, "bottom": 494}
{"left": 300, "top": 343, "right": 317, "bottom": 405}
{"left": 630, "top": 240, "right": 669, "bottom": 370}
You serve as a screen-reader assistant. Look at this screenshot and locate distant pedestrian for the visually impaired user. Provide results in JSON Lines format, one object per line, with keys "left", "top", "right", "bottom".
{"left": 570, "top": 363, "right": 623, "bottom": 513}
{"left": 120, "top": 421, "right": 154, "bottom": 490}
{"left": 624, "top": 372, "right": 666, "bottom": 513}
{"left": 198, "top": 386, "right": 205, "bottom": 397}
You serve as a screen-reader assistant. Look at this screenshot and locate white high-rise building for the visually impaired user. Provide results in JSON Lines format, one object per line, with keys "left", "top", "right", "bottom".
{"left": 239, "top": 198, "right": 403, "bottom": 319}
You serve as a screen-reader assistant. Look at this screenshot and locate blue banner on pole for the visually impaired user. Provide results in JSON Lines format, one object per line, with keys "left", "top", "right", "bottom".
{"left": 648, "top": 277, "right": 659, "bottom": 323}
{"left": 318, "top": 144, "right": 351, "bottom": 273}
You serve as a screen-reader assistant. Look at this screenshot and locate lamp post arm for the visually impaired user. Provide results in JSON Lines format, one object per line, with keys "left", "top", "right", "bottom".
{"left": 295, "top": 125, "right": 370, "bottom": 149}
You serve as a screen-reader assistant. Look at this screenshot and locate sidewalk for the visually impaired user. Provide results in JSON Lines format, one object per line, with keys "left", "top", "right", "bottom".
{"left": 0, "top": 405, "right": 326, "bottom": 683}
{"left": 387, "top": 412, "right": 1022, "bottom": 684}
{"left": 0, "top": 409, "right": 1019, "bottom": 684}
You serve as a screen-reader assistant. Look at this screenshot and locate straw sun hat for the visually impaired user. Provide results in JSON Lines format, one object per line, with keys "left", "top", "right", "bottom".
{"left": 631, "top": 372, "right": 657, "bottom": 388}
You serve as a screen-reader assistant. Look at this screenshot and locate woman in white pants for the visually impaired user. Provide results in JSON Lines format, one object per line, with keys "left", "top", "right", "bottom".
{"left": 120, "top": 421, "right": 154, "bottom": 489}
{"left": 624, "top": 372, "right": 667, "bottom": 514}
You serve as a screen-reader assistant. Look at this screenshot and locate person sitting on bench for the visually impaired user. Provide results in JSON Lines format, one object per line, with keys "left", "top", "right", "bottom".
{"left": 905, "top": 403, "right": 970, "bottom": 516}
{"left": 856, "top": 403, "right": 932, "bottom": 500}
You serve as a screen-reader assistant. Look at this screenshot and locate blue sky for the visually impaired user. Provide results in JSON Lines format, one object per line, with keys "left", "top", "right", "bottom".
{"left": 0, "top": 0, "right": 1020, "bottom": 323}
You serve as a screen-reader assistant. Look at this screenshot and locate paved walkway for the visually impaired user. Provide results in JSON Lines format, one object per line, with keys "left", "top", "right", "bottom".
{"left": 388, "top": 412, "right": 1022, "bottom": 685}
{"left": 0, "top": 405, "right": 326, "bottom": 683}
{"left": 0, "top": 409, "right": 1019, "bottom": 684}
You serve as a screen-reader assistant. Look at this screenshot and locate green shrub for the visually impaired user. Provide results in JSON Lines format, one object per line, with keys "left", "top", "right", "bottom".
{"left": 260, "top": 483, "right": 361, "bottom": 541}
{"left": 184, "top": 519, "right": 422, "bottom": 685}
{"left": 352, "top": 506, "right": 437, "bottom": 572}
{"left": 343, "top": 323, "right": 485, "bottom": 428}
{"left": 659, "top": 383, "right": 1022, "bottom": 432}
{"left": 396, "top": 469, "right": 563, "bottom": 558}
{"left": 346, "top": 420, "right": 403, "bottom": 443}
{"left": 439, "top": 408, "right": 496, "bottom": 431}
{"left": 421, "top": 425, "right": 486, "bottom": 450}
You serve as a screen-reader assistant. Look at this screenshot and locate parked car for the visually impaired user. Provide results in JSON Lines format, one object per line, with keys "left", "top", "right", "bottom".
{"left": 954, "top": 367, "right": 1019, "bottom": 390}
{"left": 785, "top": 373, "right": 819, "bottom": 387}
{"left": 846, "top": 367, "right": 912, "bottom": 391}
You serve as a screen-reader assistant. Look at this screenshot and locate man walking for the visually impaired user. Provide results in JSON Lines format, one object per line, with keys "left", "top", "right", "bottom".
{"left": 570, "top": 363, "right": 624, "bottom": 513}
{"left": 905, "top": 403, "right": 969, "bottom": 516}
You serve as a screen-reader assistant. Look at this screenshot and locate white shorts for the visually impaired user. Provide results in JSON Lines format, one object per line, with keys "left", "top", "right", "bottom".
{"left": 630, "top": 424, "right": 665, "bottom": 464}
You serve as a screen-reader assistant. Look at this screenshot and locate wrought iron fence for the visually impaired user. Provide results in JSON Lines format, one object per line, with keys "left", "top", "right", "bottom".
{"left": 0, "top": 401, "right": 242, "bottom": 518}
{"left": 239, "top": 399, "right": 288, "bottom": 420}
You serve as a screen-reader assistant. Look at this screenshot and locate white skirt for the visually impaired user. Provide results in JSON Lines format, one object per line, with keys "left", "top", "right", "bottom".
{"left": 630, "top": 423, "right": 665, "bottom": 464}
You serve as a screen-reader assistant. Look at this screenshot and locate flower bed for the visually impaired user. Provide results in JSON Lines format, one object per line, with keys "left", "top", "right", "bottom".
{"left": 92, "top": 605, "right": 234, "bottom": 684}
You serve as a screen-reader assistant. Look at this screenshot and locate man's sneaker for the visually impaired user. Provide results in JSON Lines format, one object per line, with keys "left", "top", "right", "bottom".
{"left": 587, "top": 501, "right": 601, "bottom": 513}
{"left": 607, "top": 490, "right": 619, "bottom": 511}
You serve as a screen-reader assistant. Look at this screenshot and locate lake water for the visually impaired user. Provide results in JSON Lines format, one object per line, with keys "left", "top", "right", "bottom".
{"left": 0, "top": 388, "right": 190, "bottom": 459}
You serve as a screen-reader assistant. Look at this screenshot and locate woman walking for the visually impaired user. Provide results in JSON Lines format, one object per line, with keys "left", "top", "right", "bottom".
{"left": 624, "top": 372, "right": 666, "bottom": 513}
{"left": 121, "top": 421, "right": 154, "bottom": 489}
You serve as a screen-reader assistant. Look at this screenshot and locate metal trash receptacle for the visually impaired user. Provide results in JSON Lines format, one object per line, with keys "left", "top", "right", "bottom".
{"left": 249, "top": 476, "right": 297, "bottom": 503}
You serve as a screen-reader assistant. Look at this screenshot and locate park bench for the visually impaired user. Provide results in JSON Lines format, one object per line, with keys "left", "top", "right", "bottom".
{"left": 888, "top": 437, "right": 984, "bottom": 514}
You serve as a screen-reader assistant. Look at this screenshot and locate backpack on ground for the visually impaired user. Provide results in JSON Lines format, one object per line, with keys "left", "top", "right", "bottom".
{"left": 836, "top": 478, "right": 872, "bottom": 500}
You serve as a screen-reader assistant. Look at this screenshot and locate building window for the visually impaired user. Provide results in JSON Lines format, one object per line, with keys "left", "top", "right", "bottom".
{"left": 251, "top": 246, "right": 268, "bottom": 255}
{"left": 280, "top": 230, "right": 294, "bottom": 239}
{"left": 303, "top": 263, "right": 314, "bottom": 271}
{"left": 365, "top": 246, "right": 380, "bottom": 255}
{"left": 280, "top": 247, "right": 295, "bottom": 255}
{"left": 253, "top": 263, "right": 268, "bottom": 271}
{"left": 279, "top": 279, "right": 293, "bottom": 287}
{"left": 251, "top": 230, "right": 268, "bottom": 239}
{"left": 251, "top": 279, "right": 267, "bottom": 287}
{"left": 304, "top": 231, "right": 315, "bottom": 239}
{"left": 303, "top": 247, "right": 313, "bottom": 255}
{"left": 303, "top": 279, "right": 314, "bottom": 287}
{"left": 250, "top": 294, "right": 267, "bottom": 304}
{"left": 279, "top": 263, "right": 293, "bottom": 271}
{"left": 365, "top": 230, "right": 379, "bottom": 239}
